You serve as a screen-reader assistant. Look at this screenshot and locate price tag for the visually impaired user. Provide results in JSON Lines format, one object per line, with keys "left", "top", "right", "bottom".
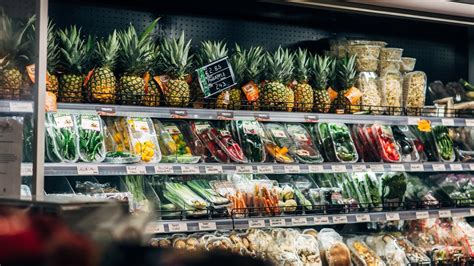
{"left": 254, "top": 113, "right": 270, "bottom": 121}
{"left": 370, "top": 164, "right": 385, "bottom": 172}
{"left": 410, "top": 164, "right": 424, "bottom": 172}
{"left": 438, "top": 210, "right": 452, "bottom": 218}
{"left": 450, "top": 164, "right": 463, "bottom": 171}
{"left": 442, "top": 118, "right": 455, "bottom": 126}
{"left": 248, "top": 219, "right": 266, "bottom": 228}
{"left": 155, "top": 165, "right": 174, "bottom": 174}
{"left": 416, "top": 211, "right": 430, "bottom": 219}
{"left": 198, "top": 221, "right": 217, "bottom": 231}
{"left": 465, "top": 119, "right": 474, "bottom": 127}
{"left": 470, "top": 164, "right": 474, "bottom": 171}
{"left": 95, "top": 106, "right": 116, "bottom": 116}
{"left": 257, "top": 165, "right": 274, "bottom": 174}
{"left": 332, "top": 215, "right": 348, "bottom": 224}
{"left": 284, "top": 165, "right": 301, "bottom": 174}
{"left": 355, "top": 214, "right": 371, "bottom": 223}
{"left": 216, "top": 111, "right": 234, "bottom": 120}
{"left": 168, "top": 222, "right": 188, "bottom": 232}
{"left": 308, "top": 165, "right": 324, "bottom": 173}
{"left": 21, "top": 164, "right": 33, "bottom": 176}
{"left": 313, "top": 216, "right": 330, "bottom": 225}
{"left": 390, "top": 164, "right": 405, "bottom": 171}
{"left": 291, "top": 217, "right": 308, "bottom": 226}
{"left": 126, "top": 165, "right": 147, "bottom": 175}
{"left": 236, "top": 165, "right": 253, "bottom": 174}
{"left": 181, "top": 165, "right": 200, "bottom": 174}
{"left": 270, "top": 218, "right": 286, "bottom": 227}
{"left": 77, "top": 165, "right": 99, "bottom": 175}
{"left": 407, "top": 117, "right": 420, "bottom": 125}
{"left": 304, "top": 115, "right": 318, "bottom": 122}
{"left": 169, "top": 110, "right": 188, "bottom": 118}
{"left": 331, "top": 164, "right": 347, "bottom": 173}
{"left": 205, "top": 165, "right": 223, "bottom": 174}
{"left": 145, "top": 222, "right": 165, "bottom": 234}
{"left": 9, "top": 102, "right": 33, "bottom": 112}
{"left": 432, "top": 164, "right": 446, "bottom": 171}
{"left": 351, "top": 165, "right": 366, "bottom": 172}
{"left": 385, "top": 212, "right": 400, "bottom": 221}
{"left": 470, "top": 209, "right": 474, "bottom": 216}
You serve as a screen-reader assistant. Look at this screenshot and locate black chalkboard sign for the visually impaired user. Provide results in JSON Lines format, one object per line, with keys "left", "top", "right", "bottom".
{"left": 196, "top": 57, "right": 236, "bottom": 98}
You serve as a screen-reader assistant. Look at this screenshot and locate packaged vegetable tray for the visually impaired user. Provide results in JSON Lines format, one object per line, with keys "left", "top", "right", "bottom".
{"left": 326, "top": 123, "right": 358, "bottom": 163}
{"left": 391, "top": 125, "right": 420, "bottom": 162}
{"left": 210, "top": 122, "right": 247, "bottom": 163}
{"left": 45, "top": 113, "right": 79, "bottom": 163}
{"left": 394, "top": 237, "right": 431, "bottom": 265}
{"left": 103, "top": 117, "right": 139, "bottom": 163}
{"left": 350, "top": 124, "right": 380, "bottom": 162}
{"left": 432, "top": 125, "right": 455, "bottom": 162}
{"left": 317, "top": 229, "right": 351, "bottom": 266}
{"left": 285, "top": 123, "right": 323, "bottom": 163}
{"left": 153, "top": 120, "right": 201, "bottom": 163}
{"left": 449, "top": 127, "right": 474, "bottom": 162}
{"left": 381, "top": 172, "right": 407, "bottom": 209}
{"left": 353, "top": 173, "right": 382, "bottom": 211}
{"left": 346, "top": 237, "right": 385, "bottom": 266}
{"left": 371, "top": 124, "right": 401, "bottom": 163}
{"left": 77, "top": 114, "right": 106, "bottom": 163}
{"left": 190, "top": 121, "right": 229, "bottom": 162}
{"left": 233, "top": 120, "right": 266, "bottom": 163}
{"left": 410, "top": 125, "right": 439, "bottom": 162}
{"left": 126, "top": 117, "right": 162, "bottom": 163}
{"left": 260, "top": 123, "right": 295, "bottom": 163}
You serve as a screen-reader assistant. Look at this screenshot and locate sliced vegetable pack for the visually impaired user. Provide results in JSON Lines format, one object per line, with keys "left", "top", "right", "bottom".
{"left": 327, "top": 123, "right": 359, "bottom": 163}
{"left": 261, "top": 123, "right": 295, "bottom": 163}
{"left": 154, "top": 120, "right": 201, "bottom": 163}
{"left": 371, "top": 124, "right": 401, "bottom": 163}
{"left": 77, "top": 114, "right": 106, "bottom": 163}
{"left": 285, "top": 123, "right": 323, "bottom": 163}
{"left": 233, "top": 120, "right": 266, "bottom": 163}
{"left": 126, "top": 117, "right": 162, "bottom": 163}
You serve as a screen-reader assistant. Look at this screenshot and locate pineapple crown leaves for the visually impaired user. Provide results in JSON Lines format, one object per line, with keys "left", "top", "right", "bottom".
{"left": 58, "top": 26, "right": 92, "bottom": 74}
{"left": 335, "top": 55, "right": 357, "bottom": 91}
{"left": 310, "top": 54, "right": 333, "bottom": 90}
{"left": 158, "top": 31, "right": 193, "bottom": 79}
{"left": 196, "top": 40, "right": 228, "bottom": 66}
{"left": 264, "top": 46, "right": 294, "bottom": 84}
{"left": 47, "top": 20, "right": 60, "bottom": 72}
{"left": 0, "top": 10, "right": 35, "bottom": 67}
{"left": 294, "top": 48, "right": 310, "bottom": 83}
{"left": 94, "top": 30, "right": 119, "bottom": 70}
{"left": 230, "top": 44, "right": 246, "bottom": 85}
{"left": 243, "top": 46, "right": 265, "bottom": 83}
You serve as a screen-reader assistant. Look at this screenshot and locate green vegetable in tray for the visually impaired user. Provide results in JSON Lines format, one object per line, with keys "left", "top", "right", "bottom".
{"left": 328, "top": 123, "right": 358, "bottom": 162}
{"left": 234, "top": 120, "right": 266, "bottom": 162}
{"left": 163, "top": 182, "right": 208, "bottom": 212}
{"left": 432, "top": 125, "right": 455, "bottom": 162}
{"left": 46, "top": 113, "right": 79, "bottom": 163}
{"left": 381, "top": 172, "right": 407, "bottom": 207}
{"left": 186, "top": 179, "right": 229, "bottom": 206}
{"left": 78, "top": 115, "right": 106, "bottom": 162}
{"left": 124, "top": 175, "right": 149, "bottom": 211}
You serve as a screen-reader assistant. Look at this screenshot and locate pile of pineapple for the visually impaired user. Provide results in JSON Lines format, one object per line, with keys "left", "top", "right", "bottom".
{"left": 0, "top": 11, "right": 359, "bottom": 114}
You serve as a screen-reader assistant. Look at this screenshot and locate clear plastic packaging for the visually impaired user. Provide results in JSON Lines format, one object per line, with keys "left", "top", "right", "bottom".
{"left": 285, "top": 123, "right": 323, "bottom": 163}
{"left": 401, "top": 57, "right": 416, "bottom": 72}
{"left": 103, "top": 117, "right": 139, "bottom": 163}
{"left": 411, "top": 125, "right": 440, "bottom": 162}
{"left": 380, "top": 71, "right": 403, "bottom": 115}
{"left": 432, "top": 125, "right": 455, "bottom": 162}
{"left": 45, "top": 113, "right": 79, "bottom": 163}
{"left": 372, "top": 124, "right": 401, "bottom": 163}
{"left": 365, "top": 235, "right": 409, "bottom": 266}
{"left": 403, "top": 71, "right": 427, "bottom": 116}
{"left": 354, "top": 173, "right": 383, "bottom": 211}
{"left": 356, "top": 58, "right": 378, "bottom": 73}
{"left": 233, "top": 120, "right": 266, "bottom": 163}
{"left": 153, "top": 120, "right": 201, "bottom": 163}
{"left": 357, "top": 72, "right": 382, "bottom": 112}
{"left": 261, "top": 123, "right": 296, "bottom": 163}
{"left": 394, "top": 237, "right": 431, "bottom": 265}
{"left": 380, "top": 48, "right": 403, "bottom": 61}
{"left": 77, "top": 114, "right": 106, "bottom": 163}
{"left": 327, "top": 123, "right": 359, "bottom": 163}
{"left": 391, "top": 125, "right": 420, "bottom": 162}
{"left": 381, "top": 172, "right": 407, "bottom": 209}
{"left": 346, "top": 40, "right": 387, "bottom": 47}
{"left": 346, "top": 237, "right": 385, "bottom": 266}
{"left": 351, "top": 124, "right": 381, "bottom": 162}
{"left": 317, "top": 229, "right": 351, "bottom": 266}
{"left": 209, "top": 122, "right": 248, "bottom": 163}
{"left": 295, "top": 234, "right": 322, "bottom": 266}
{"left": 205, "top": 236, "right": 234, "bottom": 252}
{"left": 449, "top": 127, "right": 474, "bottom": 162}
{"left": 379, "top": 60, "right": 401, "bottom": 73}
{"left": 347, "top": 45, "right": 381, "bottom": 59}
{"left": 190, "top": 121, "right": 229, "bottom": 162}
{"left": 126, "top": 117, "right": 161, "bottom": 163}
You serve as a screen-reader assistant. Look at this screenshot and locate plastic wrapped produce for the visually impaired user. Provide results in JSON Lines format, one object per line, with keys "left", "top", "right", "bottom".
{"left": 295, "top": 234, "right": 322, "bottom": 266}
{"left": 411, "top": 125, "right": 439, "bottom": 161}
{"left": 449, "top": 127, "right": 474, "bottom": 162}
{"left": 103, "top": 118, "right": 139, "bottom": 163}
{"left": 45, "top": 113, "right": 79, "bottom": 163}
{"left": 285, "top": 123, "right": 323, "bottom": 163}
{"left": 126, "top": 117, "right": 161, "bottom": 163}
{"left": 261, "top": 123, "right": 295, "bottom": 163}
{"left": 356, "top": 72, "right": 381, "bottom": 112}
{"left": 378, "top": 60, "right": 401, "bottom": 73}
{"left": 380, "top": 48, "right": 403, "bottom": 61}
{"left": 22, "top": 115, "right": 33, "bottom": 162}
{"left": 404, "top": 173, "right": 439, "bottom": 206}
{"left": 350, "top": 124, "right": 380, "bottom": 162}
{"left": 403, "top": 71, "right": 427, "bottom": 115}
{"left": 153, "top": 120, "right": 201, "bottom": 163}
{"left": 163, "top": 181, "right": 208, "bottom": 215}
{"left": 394, "top": 237, "right": 431, "bottom": 265}
{"left": 326, "top": 123, "right": 358, "bottom": 163}
{"left": 354, "top": 173, "right": 382, "bottom": 211}
{"left": 186, "top": 179, "right": 230, "bottom": 209}
{"left": 190, "top": 121, "right": 229, "bottom": 162}
{"left": 371, "top": 124, "right": 401, "bottom": 163}
{"left": 365, "top": 235, "right": 409, "bottom": 266}
{"left": 210, "top": 122, "right": 248, "bottom": 163}
{"left": 77, "top": 114, "right": 106, "bottom": 163}
{"left": 381, "top": 172, "right": 407, "bottom": 209}
{"left": 317, "top": 229, "right": 351, "bottom": 266}
{"left": 346, "top": 44, "right": 381, "bottom": 59}
{"left": 401, "top": 57, "right": 416, "bottom": 72}
{"left": 380, "top": 71, "right": 403, "bottom": 115}
{"left": 233, "top": 120, "right": 266, "bottom": 163}
{"left": 391, "top": 125, "right": 420, "bottom": 162}
{"left": 346, "top": 237, "right": 385, "bottom": 266}
{"left": 432, "top": 125, "right": 455, "bottom": 162}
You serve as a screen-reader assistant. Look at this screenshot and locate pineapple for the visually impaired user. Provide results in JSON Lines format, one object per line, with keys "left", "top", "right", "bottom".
{"left": 159, "top": 32, "right": 193, "bottom": 107}
{"left": 58, "top": 26, "right": 93, "bottom": 103}
{"left": 117, "top": 19, "right": 158, "bottom": 106}
{"left": 242, "top": 46, "right": 265, "bottom": 110}
{"left": 47, "top": 21, "right": 60, "bottom": 97}
{"left": 86, "top": 30, "right": 119, "bottom": 104}
{"left": 143, "top": 44, "right": 161, "bottom": 107}
{"left": 333, "top": 55, "right": 359, "bottom": 113}
{"left": 311, "top": 54, "right": 333, "bottom": 113}
{"left": 293, "top": 48, "right": 313, "bottom": 112}
{"left": 0, "top": 12, "right": 35, "bottom": 100}
{"left": 226, "top": 45, "right": 246, "bottom": 110}
{"left": 260, "top": 47, "right": 294, "bottom": 112}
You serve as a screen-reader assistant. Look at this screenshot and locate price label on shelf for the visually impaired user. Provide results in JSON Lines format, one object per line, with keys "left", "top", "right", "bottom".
{"left": 198, "top": 222, "right": 217, "bottom": 231}
{"left": 254, "top": 113, "right": 270, "bottom": 121}
{"left": 205, "top": 165, "right": 223, "bottom": 174}
{"left": 216, "top": 111, "right": 234, "bottom": 120}
{"left": 331, "top": 164, "right": 347, "bottom": 173}
{"left": 169, "top": 110, "right": 188, "bottom": 118}
{"left": 470, "top": 209, "right": 474, "bottom": 216}
{"left": 145, "top": 222, "right": 165, "bottom": 234}
{"left": 441, "top": 119, "right": 455, "bottom": 126}
{"left": 257, "top": 165, "right": 274, "bottom": 174}
{"left": 450, "top": 164, "right": 464, "bottom": 171}
{"left": 168, "top": 222, "right": 188, "bottom": 232}
{"left": 416, "top": 211, "right": 430, "bottom": 219}
{"left": 432, "top": 164, "right": 446, "bottom": 171}
{"left": 155, "top": 165, "right": 174, "bottom": 174}
{"left": 291, "top": 217, "right": 308, "bottom": 226}
{"left": 332, "top": 215, "right": 348, "bottom": 224}
{"left": 385, "top": 212, "right": 400, "bottom": 221}
{"left": 355, "top": 214, "right": 371, "bottom": 223}
{"left": 407, "top": 117, "right": 420, "bottom": 125}
{"left": 284, "top": 165, "right": 301, "bottom": 174}
{"left": 465, "top": 119, "right": 474, "bottom": 127}
{"left": 126, "top": 165, "right": 147, "bottom": 175}
{"left": 181, "top": 165, "right": 200, "bottom": 174}
{"left": 370, "top": 164, "right": 385, "bottom": 172}
{"left": 308, "top": 165, "right": 324, "bottom": 173}
{"left": 270, "top": 218, "right": 286, "bottom": 227}
{"left": 9, "top": 101, "right": 33, "bottom": 112}
{"left": 77, "top": 165, "right": 99, "bottom": 175}
{"left": 410, "top": 164, "right": 424, "bottom": 172}
{"left": 390, "top": 164, "right": 405, "bottom": 171}
{"left": 304, "top": 115, "right": 318, "bottom": 123}
{"left": 95, "top": 106, "right": 116, "bottom": 116}
{"left": 313, "top": 216, "right": 330, "bottom": 225}
{"left": 236, "top": 165, "right": 253, "bottom": 174}
{"left": 21, "top": 164, "right": 33, "bottom": 176}
{"left": 351, "top": 165, "right": 366, "bottom": 172}
{"left": 248, "top": 219, "right": 266, "bottom": 228}
{"left": 469, "top": 164, "right": 474, "bottom": 171}
{"left": 438, "top": 210, "right": 452, "bottom": 218}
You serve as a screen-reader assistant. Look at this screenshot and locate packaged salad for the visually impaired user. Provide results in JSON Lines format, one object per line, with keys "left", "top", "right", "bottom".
{"left": 381, "top": 172, "right": 407, "bottom": 209}
{"left": 261, "top": 123, "right": 295, "bottom": 164}
{"left": 371, "top": 124, "right": 401, "bottom": 163}
{"left": 45, "top": 113, "right": 79, "bottom": 163}
{"left": 153, "top": 120, "right": 201, "bottom": 163}
{"left": 285, "top": 123, "right": 323, "bottom": 163}
{"left": 391, "top": 125, "right": 420, "bottom": 162}
{"left": 327, "top": 123, "right": 358, "bottom": 163}
{"left": 432, "top": 125, "right": 455, "bottom": 162}
{"left": 77, "top": 114, "right": 106, "bottom": 163}
{"left": 233, "top": 120, "right": 266, "bottom": 163}
{"left": 126, "top": 117, "right": 161, "bottom": 163}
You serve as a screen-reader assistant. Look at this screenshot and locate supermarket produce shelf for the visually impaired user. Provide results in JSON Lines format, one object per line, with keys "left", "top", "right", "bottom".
{"left": 0, "top": 100, "right": 33, "bottom": 113}
{"left": 146, "top": 207, "right": 474, "bottom": 234}
{"left": 56, "top": 103, "right": 473, "bottom": 126}
{"left": 21, "top": 162, "right": 474, "bottom": 176}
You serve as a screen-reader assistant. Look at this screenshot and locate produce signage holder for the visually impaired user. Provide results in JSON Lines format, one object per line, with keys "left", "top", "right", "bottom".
{"left": 196, "top": 57, "right": 237, "bottom": 98}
